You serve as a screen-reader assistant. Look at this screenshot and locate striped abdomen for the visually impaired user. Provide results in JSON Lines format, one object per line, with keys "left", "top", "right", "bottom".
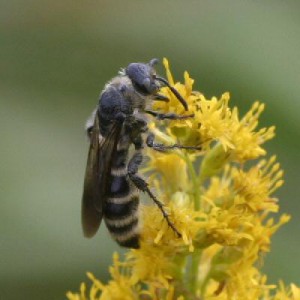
{"left": 103, "top": 144, "right": 140, "bottom": 249}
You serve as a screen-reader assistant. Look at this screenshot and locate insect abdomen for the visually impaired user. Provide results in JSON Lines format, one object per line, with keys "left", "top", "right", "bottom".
{"left": 103, "top": 148, "right": 140, "bottom": 249}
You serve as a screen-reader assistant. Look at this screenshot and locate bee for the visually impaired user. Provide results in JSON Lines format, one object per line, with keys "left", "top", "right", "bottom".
{"left": 82, "top": 58, "right": 196, "bottom": 248}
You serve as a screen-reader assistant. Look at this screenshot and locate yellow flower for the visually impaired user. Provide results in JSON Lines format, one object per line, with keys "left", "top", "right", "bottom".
{"left": 229, "top": 102, "right": 275, "bottom": 162}
{"left": 67, "top": 59, "right": 298, "bottom": 300}
{"left": 231, "top": 156, "right": 284, "bottom": 212}
{"left": 153, "top": 59, "right": 275, "bottom": 163}
{"left": 144, "top": 150, "right": 189, "bottom": 196}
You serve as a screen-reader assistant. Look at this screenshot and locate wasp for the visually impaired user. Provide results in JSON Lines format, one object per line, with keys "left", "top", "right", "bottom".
{"left": 82, "top": 58, "right": 197, "bottom": 248}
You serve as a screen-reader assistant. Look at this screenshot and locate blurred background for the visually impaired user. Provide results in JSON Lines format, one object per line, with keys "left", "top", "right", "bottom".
{"left": 1, "top": 1, "right": 299, "bottom": 299}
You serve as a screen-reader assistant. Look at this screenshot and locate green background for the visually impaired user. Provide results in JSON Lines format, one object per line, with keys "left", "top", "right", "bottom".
{"left": 1, "top": 1, "right": 299, "bottom": 299}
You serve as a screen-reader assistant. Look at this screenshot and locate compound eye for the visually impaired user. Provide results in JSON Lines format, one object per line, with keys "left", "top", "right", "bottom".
{"left": 144, "top": 77, "right": 159, "bottom": 94}
{"left": 126, "top": 62, "right": 159, "bottom": 95}
{"left": 133, "top": 81, "right": 149, "bottom": 95}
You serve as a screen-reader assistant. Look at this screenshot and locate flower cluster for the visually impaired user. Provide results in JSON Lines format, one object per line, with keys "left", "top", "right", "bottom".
{"left": 67, "top": 59, "right": 299, "bottom": 300}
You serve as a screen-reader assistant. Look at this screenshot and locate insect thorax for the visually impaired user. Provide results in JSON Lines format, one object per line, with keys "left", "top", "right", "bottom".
{"left": 103, "top": 75, "right": 152, "bottom": 112}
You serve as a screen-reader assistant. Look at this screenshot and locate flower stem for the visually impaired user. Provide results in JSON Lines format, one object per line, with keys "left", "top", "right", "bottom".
{"left": 189, "top": 250, "right": 202, "bottom": 295}
{"left": 185, "top": 153, "right": 201, "bottom": 211}
{"left": 185, "top": 151, "right": 202, "bottom": 296}
{"left": 173, "top": 254, "right": 187, "bottom": 282}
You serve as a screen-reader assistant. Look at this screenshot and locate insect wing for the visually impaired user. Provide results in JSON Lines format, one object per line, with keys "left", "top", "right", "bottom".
{"left": 81, "top": 113, "right": 122, "bottom": 238}
{"left": 95, "top": 121, "right": 123, "bottom": 212}
{"left": 81, "top": 113, "right": 102, "bottom": 237}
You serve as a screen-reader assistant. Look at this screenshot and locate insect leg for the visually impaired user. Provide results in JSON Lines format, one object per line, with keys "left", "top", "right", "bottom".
{"left": 145, "top": 110, "right": 194, "bottom": 121}
{"left": 146, "top": 132, "right": 201, "bottom": 152}
{"left": 127, "top": 151, "right": 181, "bottom": 237}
